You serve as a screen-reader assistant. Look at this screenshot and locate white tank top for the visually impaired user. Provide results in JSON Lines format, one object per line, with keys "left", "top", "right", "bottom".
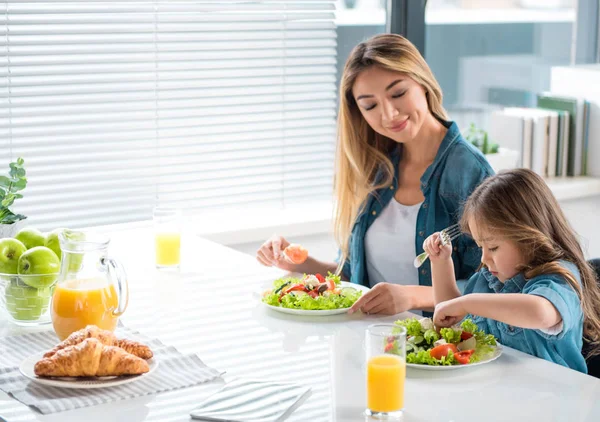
{"left": 364, "top": 198, "right": 422, "bottom": 289}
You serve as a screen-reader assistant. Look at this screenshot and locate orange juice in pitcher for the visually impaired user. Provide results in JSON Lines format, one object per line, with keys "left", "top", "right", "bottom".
{"left": 51, "top": 278, "right": 120, "bottom": 340}
{"left": 51, "top": 230, "right": 128, "bottom": 340}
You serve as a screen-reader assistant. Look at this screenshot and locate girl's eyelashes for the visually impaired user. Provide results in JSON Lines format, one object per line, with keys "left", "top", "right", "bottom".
{"left": 488, "top": 246, "right": 498, "bottom": 252}
{"left": 364, "top": 104, "right": 376, "bottom": 111}
{"left": 392, "top": 91, "right": 406, "bottom": 98}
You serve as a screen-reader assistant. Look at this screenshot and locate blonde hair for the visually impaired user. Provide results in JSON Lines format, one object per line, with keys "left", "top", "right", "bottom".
{"left": 460, "top": 168, "right": 600, "bottom": 355}
{"left": 334, "top": 34, "right": 448, "bottom": 269}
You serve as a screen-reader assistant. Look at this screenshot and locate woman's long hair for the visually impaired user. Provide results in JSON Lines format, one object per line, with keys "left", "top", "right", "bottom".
{"left": 460, "top": 168, "right": 600, "bottom": 355}
{"left": 334, "top": 34, "right": 448, "bottom": 268}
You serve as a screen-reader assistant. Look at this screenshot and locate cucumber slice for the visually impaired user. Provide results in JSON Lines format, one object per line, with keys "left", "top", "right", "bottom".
{"left": 289, "top": 290, "right": 308, "bottom": 297}
{"left": 340, "top": 287, "right": 358, "bottom": 297}
{"left": 274, "top": 281, "right": 292, "bottom": 294}
{"left": 409, "top": 336, "right": 425, "bottom": 345}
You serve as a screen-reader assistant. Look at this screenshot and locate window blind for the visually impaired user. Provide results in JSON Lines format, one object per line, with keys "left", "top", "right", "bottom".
{"left": 1, "top": 0, "right": 338, "bottom": 230}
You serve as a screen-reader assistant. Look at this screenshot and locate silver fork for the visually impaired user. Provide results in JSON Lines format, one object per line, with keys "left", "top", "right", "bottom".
{"left": 413, "top": 224, "right": 462, "bottom": 268}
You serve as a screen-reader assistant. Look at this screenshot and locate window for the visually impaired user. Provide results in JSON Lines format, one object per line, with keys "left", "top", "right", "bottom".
{"left": 1, "top": 1, "right": 337, "bottom": 230}
{"left": 424, "top": 0, "right": 578, "bottom": 129}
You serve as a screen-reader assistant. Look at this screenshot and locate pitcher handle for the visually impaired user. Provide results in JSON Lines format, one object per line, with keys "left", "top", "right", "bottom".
{"left": 102, "top": 257, "right": 129, "bottom": 317}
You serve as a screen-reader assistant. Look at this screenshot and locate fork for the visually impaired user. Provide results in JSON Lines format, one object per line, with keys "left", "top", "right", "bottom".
{"left": 413, "top": 224, "right": 462, "bottom": 268}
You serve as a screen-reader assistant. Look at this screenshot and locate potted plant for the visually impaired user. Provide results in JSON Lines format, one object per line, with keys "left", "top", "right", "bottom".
{"left": 0, "top": 157, "right": 27, "bottom": 238}
{"left": 464, "top": 124, "right": 520, "bottom": 173}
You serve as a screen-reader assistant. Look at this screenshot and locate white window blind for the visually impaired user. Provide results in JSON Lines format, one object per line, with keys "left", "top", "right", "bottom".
{"left": 1, "top": 0, "right": 337, "bottom": 230}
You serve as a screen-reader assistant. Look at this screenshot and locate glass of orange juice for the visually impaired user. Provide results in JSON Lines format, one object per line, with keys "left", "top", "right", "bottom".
{"left": 365, "top": 324, "right": 407, "bottom": 420}
{"left": 153, "top": 207, "right": 182, "bottom": 270}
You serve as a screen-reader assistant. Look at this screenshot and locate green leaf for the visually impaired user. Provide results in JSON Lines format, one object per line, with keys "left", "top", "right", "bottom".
{"left": 1, "top": 212, "right": 26, "bottom": 224}
{"left": 0, "top": 176, "right": 11, "bottom": 189}
{"left": 2, "top": 196, "right": 15, "bottom": 208}
{"left": 11, "top": 178, "right": 26, "bottom": 192}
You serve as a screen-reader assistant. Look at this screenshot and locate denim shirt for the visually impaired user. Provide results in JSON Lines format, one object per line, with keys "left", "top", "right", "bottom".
{"left": 341, "top": 121, "right": 493, "bottom": 290}
{"left": 463, "top": 262, "right": 586, "bottom": 373}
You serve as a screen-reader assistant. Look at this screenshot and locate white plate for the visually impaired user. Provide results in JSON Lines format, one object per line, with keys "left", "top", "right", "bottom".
{"left": 20, "top": 352, "right": 159, "bottom": 389}
{"left": 261, "top": 281, "right": 370, "bottom": 316}
{"left": 406, "top": 343, "right": 503, "bottom": 371}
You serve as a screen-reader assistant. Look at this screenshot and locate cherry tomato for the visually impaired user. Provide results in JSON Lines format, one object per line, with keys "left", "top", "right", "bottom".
{"left": 429, "top": 344, "right": 458, "bottom": 360}
{"left": 283, "top": 244, "right": 309, "bottom": 264}
{"left": 460, "top": 331, "right": 474, "bottom": 341}
{"left": 454, "top": 350, "right": 475, "bottom": 365}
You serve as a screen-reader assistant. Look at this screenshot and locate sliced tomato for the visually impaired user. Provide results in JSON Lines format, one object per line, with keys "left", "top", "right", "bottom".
{"left": 307, "top": 290, "right": 319, "bottom": 298}
{"left": 384, "top": 342, "right": 395, "bottom": 352}
{"left": 429, "top": 344, "right": 458, "bottom": 360}
{"left": 454, "top": 350, "right": 475, "bottom": 365}
{"left": 280, "top": 284, "right": 307, "bottom": 297}
{"left": 315, "top": 273, "right": 325, "bottom": 283}
{"left": 326, "top": 278, "right": 336, "bottom": 291}
{"left": 460, "top": 331, "right": 473, "bottom": 341}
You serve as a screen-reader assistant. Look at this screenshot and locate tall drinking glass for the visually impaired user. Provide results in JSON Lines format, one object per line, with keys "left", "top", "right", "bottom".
{"left": 153, "top": 207, "right": 181, "bottom": 269}
{"left": 365, "top": 324, "right": 406, "bottom": 420}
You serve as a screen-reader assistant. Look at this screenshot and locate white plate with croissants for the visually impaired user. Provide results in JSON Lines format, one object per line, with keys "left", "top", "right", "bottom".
{"left": 20, "top": 325, "right": 158, "bottom": 389}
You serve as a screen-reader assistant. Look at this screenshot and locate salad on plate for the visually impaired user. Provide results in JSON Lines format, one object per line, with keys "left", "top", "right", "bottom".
{"left": 388, "top": 317, "right": 499, "bottom": 366}
{"left": 262, "top": 273, "right": 362, "bottom": 311}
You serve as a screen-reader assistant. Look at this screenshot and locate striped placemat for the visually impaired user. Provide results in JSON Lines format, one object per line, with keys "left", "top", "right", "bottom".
{"left": 0, "top": 326, "right": 222, "bottom": 414}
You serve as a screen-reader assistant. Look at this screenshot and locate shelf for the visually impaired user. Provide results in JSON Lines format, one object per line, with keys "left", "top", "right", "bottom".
{"left": 545, "top": 176, "right": 600, "bottom": 202}
{"left": 335, "top": 7, "right": 575, "bottom": 26}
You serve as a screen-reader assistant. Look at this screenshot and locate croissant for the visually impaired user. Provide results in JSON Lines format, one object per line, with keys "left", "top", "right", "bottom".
{"left": 35, "top": 338, "right": 150, "bottom": 377}
{"left": 44, "top": 325, "right": 153, "bottom": 360}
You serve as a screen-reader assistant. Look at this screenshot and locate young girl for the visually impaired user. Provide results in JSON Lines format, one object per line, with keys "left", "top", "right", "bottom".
{"left": 423, "top": 168, "right": 600, "bottom": 373}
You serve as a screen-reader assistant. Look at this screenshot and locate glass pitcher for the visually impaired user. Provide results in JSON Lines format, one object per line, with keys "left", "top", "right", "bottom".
{"left": 51, "top": 230, "right": 128, "bottom": 340}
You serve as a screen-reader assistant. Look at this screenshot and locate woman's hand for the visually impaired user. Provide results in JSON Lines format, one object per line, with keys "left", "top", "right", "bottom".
{"left": 423, "top": 232, "right": 453, "bottom": 262}
{"left": 433, "top": 297, "right": 468, "bottom": 328}
{"left": 348, "top": 283, "right": 413, "bottom": 315}
{"left": 256, "top": 235, "right": 300, "bottom": 271}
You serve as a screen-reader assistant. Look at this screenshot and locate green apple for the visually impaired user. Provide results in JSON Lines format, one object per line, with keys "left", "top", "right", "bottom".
{"left": 44, "top": 228, "right": 66, "bottom": 261}
{"left": 4, "top": 277, "right": 52, "bottom": 321}
{"left": 17, "top": 246, "right": 60, "bottom": 289}
{"left": 0, "top": 238, "right": 27, "bottom": 274}
{"left": 15, "top": 227, "right": 46, "bottom": 250}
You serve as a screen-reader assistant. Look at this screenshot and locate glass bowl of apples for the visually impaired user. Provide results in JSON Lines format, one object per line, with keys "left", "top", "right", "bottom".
{"left": 0, "top": 235, "right": 61, "bottom": 326}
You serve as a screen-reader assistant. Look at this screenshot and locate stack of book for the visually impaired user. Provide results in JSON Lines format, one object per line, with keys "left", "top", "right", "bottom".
{"left": 488, "top": 93, "right": 590, "bottom": 177}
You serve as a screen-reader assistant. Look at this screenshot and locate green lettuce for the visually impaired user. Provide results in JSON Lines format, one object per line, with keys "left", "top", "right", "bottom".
{"left": 394, "top": 318, "right": 423, "bottom": 337}
{"left": 440, "top": 327, "right": 462, "bottom": 344}
{"left": 406, "top": 350, "right": 456, "bottom": 366}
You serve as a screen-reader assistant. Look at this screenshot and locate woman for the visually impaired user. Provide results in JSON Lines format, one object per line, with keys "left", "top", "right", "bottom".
{"left": 256, "top": 34, "right": 493, "bottom": 315}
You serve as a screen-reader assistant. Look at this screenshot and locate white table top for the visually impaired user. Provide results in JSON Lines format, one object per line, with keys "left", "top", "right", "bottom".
{"left": 1, "top": 227, "right": 599, "bottom": 422}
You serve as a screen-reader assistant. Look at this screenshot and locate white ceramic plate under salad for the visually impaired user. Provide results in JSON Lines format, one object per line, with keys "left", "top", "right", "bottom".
{"left": 20, "top": 353, "right": 159, "bottom": 389}
{"left": 406, "top": 343, "right": 503, "bottom": 371}
{"left": 261, "top": 281, "right": 370, "bottom": 316}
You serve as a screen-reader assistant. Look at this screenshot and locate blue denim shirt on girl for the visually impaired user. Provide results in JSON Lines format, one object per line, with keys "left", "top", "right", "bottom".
{"left": 463, "top": 261, "right": 586, "bottom": 373}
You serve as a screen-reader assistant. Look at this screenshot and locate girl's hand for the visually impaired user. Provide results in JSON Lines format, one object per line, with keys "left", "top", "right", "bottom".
{"left": 433, "top": 297, "right": 468, "bottom": 328}
{"left": 423, "top": 232, "right": 453, "bottom": 262}
{"left": 256, "top": 235, "right": 301, "bottom": 271}
{"left": 348, "top": 283, "right": 412, "bottom": 315}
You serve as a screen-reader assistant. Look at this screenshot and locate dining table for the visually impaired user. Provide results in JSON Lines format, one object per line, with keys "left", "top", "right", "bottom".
{"left": 1, "top": 225, "right": 599, "bottom": 422}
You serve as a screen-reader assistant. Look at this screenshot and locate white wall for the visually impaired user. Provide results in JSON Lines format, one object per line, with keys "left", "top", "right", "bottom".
{"left": 230, "top": 196, "right": 600, "bottom": 262}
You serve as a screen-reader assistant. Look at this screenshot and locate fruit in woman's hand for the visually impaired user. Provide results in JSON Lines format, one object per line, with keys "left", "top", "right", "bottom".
{"left": 18, "top": 246, "right": 60, "bottom": 288}
{"left": 283, "top": 244, "right": 309, "bottom": 264}
{"left": 15, "top": 227, "right": 46, "bottom": 250}
{"left": 0, "top": 238, "right": 27, "bottom": 274}
{"left": 4, "top": 277, "right": 52, "bottom": 320}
